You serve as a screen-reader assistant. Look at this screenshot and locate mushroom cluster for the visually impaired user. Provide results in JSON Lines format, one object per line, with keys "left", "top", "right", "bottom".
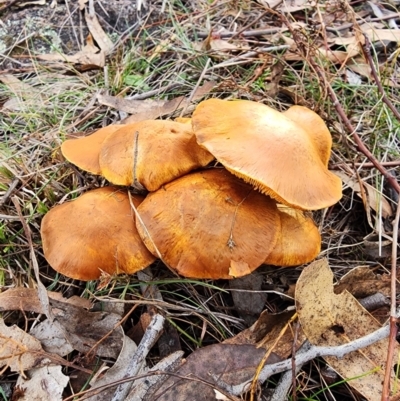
{"left": 41, "top": 99, "right": 342, "bottom": 281}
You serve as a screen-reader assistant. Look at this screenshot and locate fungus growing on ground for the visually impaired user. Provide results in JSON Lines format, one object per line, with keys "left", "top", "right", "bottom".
{"left": 135, "top": 168, "right": 280, "bottom": 279}
{"left": 61, "top": 125, "right": 126, "bottom": 175}
{"left": 99, "top": 120, "right": 214, "bottom": 191}
{"left": 41, "top": 187, "right": 155, "bottom": 280}
{"left": 42, "top": 98, "right": 343, "bottom": 282}
{"left": 192, "top": 99, "right": 342, "bottom": 210}
{"left": 265, "top": 206, "right": 321, "bottom": 267}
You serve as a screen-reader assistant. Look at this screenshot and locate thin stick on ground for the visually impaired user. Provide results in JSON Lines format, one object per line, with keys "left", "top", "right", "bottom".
{"left": 110, "top": 314, "right": 165, "bottom": 401}
{"left": 216, "top": 324, "right": 391, "bottom": 396}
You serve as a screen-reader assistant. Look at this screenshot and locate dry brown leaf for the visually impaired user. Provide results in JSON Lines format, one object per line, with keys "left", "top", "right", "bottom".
{"left": 49, "top": 292, "right": 92, "bottom": 309}
{"left": 329, "top": 36, "right": 361, "bottom": 46}
{"left": 0, "top": 288, "right": 45, "bottom": 314}
{"left": 295, "top": 258, "right": 398, "bottom": 400}
{"left": 31, "top": 298, "right": 123, "bottom": 358}
{"left": 37, "top": 34, "right": 105, "bottom": 67}
{"left": 0, "top": 319, "right": 47, "bottom": 374}
{"left": 317, "top": 42, "right": 360, "bottom": 64}
{"left": 224, "top": 310, "right": 302, "bottom": 359}
{"left": 347, "top": 59, "right": 372, "bottom": 79}
{"left": 0, "top": 288, "right": 123, "bottom": 358}
{"left": 147, "top": 344, "right": 281, "bottom": 401}
{"left": 0, "top": 288, "right": 92, "bottom": 314}
{"left": 98, "top": 81, "right": 215, "bottom": 123}
{"left": 97, "top": 95, "right": 181, "bottom": 115}
{"left": 360, "top": 26, "right": 400, "bottom": 42}
{"left": 37, "top": 51, "right": 104, "bottom": 67}
{"left": 335, "top": 266, "right": 391, "bottom": 298}
{"left": 209, "top": 38, "right": 248, "bottom": 52}
{"left": 15, "top": 365, "right": 69, "bottom": 401}
{"left": 84, "top": 9, "right": 113, "bottom": 55}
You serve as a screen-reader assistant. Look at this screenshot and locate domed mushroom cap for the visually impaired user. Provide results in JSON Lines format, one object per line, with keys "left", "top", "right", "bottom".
{"left": 192, "top": 99, "right": 342, "bottom": 210}
{"left": 61, "top": 125, "right": 126, "bottom": 175}
{"left": 41, "top": 187, "right": 155, "bottom": 281}
{"left": 99, "top": 120, "right": 214, "bottom": 191}
{"left": 282, "top": 105, "right": 331, "bottom": 166}
{"left": 265, "top": 205, "right": 321, "bottom": 266}
{"left": 135, "top": 168, "right": 280, "bottom": 279}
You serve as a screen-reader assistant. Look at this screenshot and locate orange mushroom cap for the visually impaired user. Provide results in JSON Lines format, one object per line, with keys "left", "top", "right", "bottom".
{"left": 99, "top": 120, "right": 214, "bottom": 191}
{"left": 135, "top": 168, "right": 280, "bottom": 279}
{"left": 61, "top": 125, "right": 126, "bottom": 175}
{"left": 41, "top": 187, "right": 155, "bottom": 280}
{"left": 265, "top": 205, "right": 321, "bottom": 266}
{"left": 192, "top": 99, "right": 342, "bottom": 210}
{"left": 282, "top": 105, "right": 332, "bottom": 166}
{"left": 174, "top": 117, "right": 192, "bottom": 124}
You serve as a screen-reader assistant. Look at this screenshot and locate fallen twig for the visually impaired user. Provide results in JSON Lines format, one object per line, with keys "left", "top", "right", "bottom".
{"left": 110, "top": 314, "right": 165, "bottom": 401}
{"left": 125, "top": 350, "right": 184, "bottom": 400}
{"left": 217, "top": 324, "right": 390, "bottom": 396}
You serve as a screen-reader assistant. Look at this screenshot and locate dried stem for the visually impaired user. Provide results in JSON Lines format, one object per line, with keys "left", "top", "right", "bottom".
{"left": 110, "top": 314, "right": 165, "bottom": 401}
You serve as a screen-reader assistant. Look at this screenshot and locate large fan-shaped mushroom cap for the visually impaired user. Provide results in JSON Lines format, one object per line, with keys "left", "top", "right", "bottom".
{"left": 265, "top": 205, "right": 321, "bottom": 266}
{"left": 99, "top": 120, "right": 214, "bottom": 191}
{"left": 41, "top": 187, "right": 155, "bottom": 280}
{"left": 61, "top": 125, "right": 126, "bottom": 175}
{"left": 135, "top": 168, "right": 280, "bottom": 279}
{"left": 192, "top": 99, "right": 342, "bottom": 210}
